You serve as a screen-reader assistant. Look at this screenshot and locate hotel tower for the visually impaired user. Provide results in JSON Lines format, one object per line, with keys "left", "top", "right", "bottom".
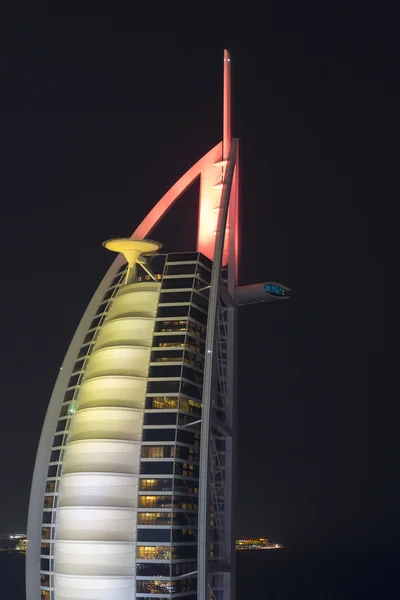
{"left": 26, "top": 51, "right": 290, "bottom": 600}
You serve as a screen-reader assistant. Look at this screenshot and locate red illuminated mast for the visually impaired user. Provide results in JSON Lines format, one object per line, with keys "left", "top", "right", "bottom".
{"left": 223, "top": 48, "right": 231, "bottom": 160}
{"left": 131, "top": 49, "right": 235, "bottom": 263}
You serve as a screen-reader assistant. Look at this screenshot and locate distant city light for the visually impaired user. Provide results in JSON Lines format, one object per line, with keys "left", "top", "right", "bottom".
{"left": 235, "top": 537, "right": 283, "bottom": 550}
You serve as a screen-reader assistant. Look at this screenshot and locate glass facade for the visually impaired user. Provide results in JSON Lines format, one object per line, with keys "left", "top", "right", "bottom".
{"left": 137, "top": 253, "right": 210, "bottom": 597}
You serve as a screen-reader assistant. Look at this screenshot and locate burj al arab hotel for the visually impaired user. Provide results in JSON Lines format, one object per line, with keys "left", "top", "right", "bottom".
{"left": 26, "top": 50, "right": 290, "bottom": 600}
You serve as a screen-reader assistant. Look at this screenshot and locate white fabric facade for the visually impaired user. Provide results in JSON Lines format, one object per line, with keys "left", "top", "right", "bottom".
{"left": 54, "top": 281, "right": 160, "bottom": 599}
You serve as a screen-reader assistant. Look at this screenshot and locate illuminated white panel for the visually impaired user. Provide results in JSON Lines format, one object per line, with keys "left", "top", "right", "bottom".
{"left": 56, "top": 507, "right": 136, "bottom": 542}
{"left": 68, "top": 407, "right": 143, "bottom": 442}
{"left": 106, "top": 283, "right": 159, "bottom": 320}
{"left": 96, "top": 317, "right": 154, "bottom": 349}
{"left": 62, "top": 440, "right": 140, "bottom": 474}
{"left": 54, "top": 574, "right": 135, "bottom": 600}
{"left": 58, "top": 473, "right": 138, "bottom": 508}
{"left": 55, "top": 541, "right": 135, "bottom": 576}
{"left": 54, "top": 280, "right": 161, "bottom": 598}
{"left": 84, "top": 346, "right": 149, "bottom": 379}
{"left": 76, "top": 376, "right": 147, "bottom": 410}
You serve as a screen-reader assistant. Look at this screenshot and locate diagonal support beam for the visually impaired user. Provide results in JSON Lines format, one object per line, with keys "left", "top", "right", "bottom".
{"left": 131, "top": 142, "right": 222, "bottom": 242}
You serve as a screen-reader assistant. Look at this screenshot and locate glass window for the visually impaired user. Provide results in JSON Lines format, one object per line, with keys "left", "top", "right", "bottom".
{"left": 43, "top": 496, "right": 54, "bottom": 509}
{"left": 174, "top": 545, "right": 197, "bottom": 559}
{"left": 144, "top": 412, "right": 177, "bottom": 426}
{"left": 140, "top": 461, "right": 174, "bottom": 475}
{"left": 83, "top": 330, "right": 96, "bottom": 344}
{"left": 89, "top": 316, "right": 102, "bottom": 330}
{"left": 147, "top": 253, "right": 166, "bottom": 273}
{"left": 156, "top": 578, "right": 195, "bottom": 594}
{"left": 177, "top": 429, "right": 200, "bottom": 446}
{"left": 78, "top": 345, "right": 91, "bottom": 358}
{"left": 190, "top": 306, "right": 207, "bottom": 326}
{"left": 138, "top": 512, "right": 173, "bottom": 526}
{"left": 101, "top": 288, "right": 114, "bottom": 301}
{"left": 45, "top": 481, "right": 55, "bottom": 494}
{"left": 154, "top": 340, "right": 187, "bottom": 349}
{"left": 174, "top": 481, "right": 199, "bottom": 495}
{"left": 137, "top": 529, "right": 171, "bottom": 543}
{"left": 40, "top": 542, "right": 50, "bottom": 556}
{"left": 56, "top": 419, "right": 68, "bottom": 432}
{"left": 42, "top": 527, "right": 51, "bottom": 544}
{"left": 155, "top": 319, "right": 188, "bottom": 333}
{"left": 50, "top": 449, "right": 61, "bottom": 463}
{"left": 146, "top": 396, "right": 178, "bottom": 410}
{"left": 111, "top": 274, "right": 123, "bottom": 287}
{"left": 182, "top": 366, "right": 203, "bottom": 385}
{"left": 136, "top": 562, "right": 171, "bottom": 577}
{"left": 160, "top": 291, "right": 192, "bottom": 304}
{"left": 198, "top": 253, "right": 212, "bottom": 269}
{"left": 139, "top": 478, "right": 172, "bottom": 491}
{"left": 172, "top": 445, "right": 196, "bottom": 461}
{"left": 95, "top": 301, "right": 109, "bottom": 316}
{"left": 53, "top": 434, "right": 64, "bottom": 448}
{"left": 183, "top": 350, "right": 203, "bottom": 370}
{"left": 72, "top": 358, "right": 85, "bottom": 373}
{"left": 40, "top": 591, "right": 50, "bottom": 600}
{"left": 63, "top": 389, "right": 75, "bottom": 402}
{"left": 137, "top": 545, "right": 172, "bottom": 560}
{"left": 215, "top": 438, "right": 226, "bottom": 452}
{"left": 136, "top": 545, "right": 197, "bottom": 561}
{"left": 153, "top": 334, "right": 186, "bottom": 347}
{"left": 151, "top": 350, "right": 183, "bottom": 363}
{"left": 47, "top": 465, "right": 58, "bottom": 478}
{"left": 166, "top": 263, "right": 196, "bottom": 275}
{"left": 157, "top": 305, "right": 190, "bottom": 318}
{"left": 59, "top": 403, "right": 69, "bottom": 417}
{"left": 67, "top": 374, "right": 80, "bottom": 388}
{"left": 137, "top": 580, "right": 175, "bottom": 594}
{"left": 167, "top": 252, "right": 199, "bottom": 263}
{"left": 192, "top": 291, "right": 209, "bottom": 309}
{"left": 179, "top": 396, "right": 202, "bottom": 415}
{"left": 195, "top": 264, "right": 211, "bottom": 283}
{"left": 194, "top": 277, "right": 209, "bottom": 291}
{"left": 142, "top": 428, "right": 175, "bottom": 442}
{"left": 40, "top": 557, "right": 50, "bottom": 570}
{"left": 138, "top": 495, "right": 175, "bottom": 509}
{"left": 181, "top": 381, "right": 202, "bottom": 400}
{"left": 148, "top": 364, "right": 182, "bottom": 378}
{"left": 141, "top": 445, "right": 175, "bottom": 458}
{"left": 162, "top": 277, "right": 194, "bottom": 290}
{"left": 147, "top": 381, "right": 180, "bottom": 394}
{"left": 172, "top": 529, "right": 197, "bottom": 542}
{"left": 42, "top": 511, "right": 52, "bottom": 524}
{"left": 175, "top": 462, "right": 199, "bottom": 478}
{"left": 187, "top": 320, "right": 206, "bottom": 339}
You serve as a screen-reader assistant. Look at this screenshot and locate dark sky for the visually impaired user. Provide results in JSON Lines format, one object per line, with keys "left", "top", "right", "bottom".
{"left": 0, "top": 6, "right": 396, "bottom": 550}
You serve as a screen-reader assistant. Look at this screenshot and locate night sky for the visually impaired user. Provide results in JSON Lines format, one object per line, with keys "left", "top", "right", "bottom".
{"left": 0, "top": 7, "right": 396, "bottom": 551}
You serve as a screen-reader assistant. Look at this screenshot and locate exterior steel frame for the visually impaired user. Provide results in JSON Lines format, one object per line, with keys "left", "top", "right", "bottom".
{"left": 198, "top": 139, "right": 238, "bottom": 600}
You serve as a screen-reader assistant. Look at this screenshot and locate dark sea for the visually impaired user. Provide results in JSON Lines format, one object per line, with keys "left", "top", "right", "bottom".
{"left": 2, "top": 548, "right": 399, "bottom": 599}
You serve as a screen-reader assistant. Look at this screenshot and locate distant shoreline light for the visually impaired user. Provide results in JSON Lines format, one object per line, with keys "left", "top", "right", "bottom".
{"left": 236, "top": 538, "right": 283, "bottom": 550}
